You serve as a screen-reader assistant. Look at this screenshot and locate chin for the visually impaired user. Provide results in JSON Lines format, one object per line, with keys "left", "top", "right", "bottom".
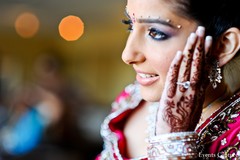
{"left": 140, "top": 86, "right": 161, "bottom": 102}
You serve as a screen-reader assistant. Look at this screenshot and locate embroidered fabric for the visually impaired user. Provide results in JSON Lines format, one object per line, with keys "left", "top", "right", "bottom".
{"left": 97, "top": 82, "right": 240, "bottom": 160}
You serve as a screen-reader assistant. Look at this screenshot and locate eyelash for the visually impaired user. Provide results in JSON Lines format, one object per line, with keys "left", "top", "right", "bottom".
{"left": 122, "top": 19, "right": 133, "bottom": 31}
{"left": 121, "top": 19, "right": 169, "bottom": 41}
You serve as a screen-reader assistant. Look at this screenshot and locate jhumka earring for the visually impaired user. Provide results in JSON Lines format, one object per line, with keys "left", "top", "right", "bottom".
{"left": 208, "top": 60, "right": 222, "bottom": 89}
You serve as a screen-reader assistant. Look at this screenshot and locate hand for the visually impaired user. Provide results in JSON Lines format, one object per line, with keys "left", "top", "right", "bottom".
{"left": 156, "top": 26, "right": 213, "bottom": 134}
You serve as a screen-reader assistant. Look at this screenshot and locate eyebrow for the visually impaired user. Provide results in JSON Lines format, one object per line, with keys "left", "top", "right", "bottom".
{"left": 124, "top": 10, "right": 180, "bottom": 29}
{"left": 136, "top": 18, "right": 175, "bottom": 28}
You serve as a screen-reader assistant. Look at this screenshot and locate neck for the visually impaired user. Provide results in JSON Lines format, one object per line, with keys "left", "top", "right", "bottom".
{"left": 196, "top": 83, "right": 230, "bottom": 125}
{"left": 203, "top": 82, "right": 230, "bottom": 110}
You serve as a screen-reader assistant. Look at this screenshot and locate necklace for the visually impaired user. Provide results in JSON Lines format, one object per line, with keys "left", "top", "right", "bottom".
{"left": 202, "top": 95, "right": 225, "bottom": 114}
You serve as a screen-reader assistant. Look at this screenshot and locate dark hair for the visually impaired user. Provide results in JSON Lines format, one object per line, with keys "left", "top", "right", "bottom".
{"left": 166, "top": 0, "right": 240, "bottom": 40}
{"left": 182, "top": 0, "right": 239, "bottom": 39}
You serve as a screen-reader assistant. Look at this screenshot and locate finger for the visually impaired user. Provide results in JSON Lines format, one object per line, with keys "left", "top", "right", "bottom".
{"left": 178, "top": 32, "right": 197, "bottom": 92}
{"left": 204, "top": 36, "right": 213, "bottom": 56}
{"left": 203, "top": 36, "right": 213, "bottom": 85}
{"left": 196, "top": 26, "right": 205, "bottom": 38}
{"left": 164, "top": 51, "right": 183, "bottom": 99}
{"left": 189, "top": 84, "right": 206, "bottom": 130}
{"left": 190, "top": 26, "right": 205, "bottom": 89}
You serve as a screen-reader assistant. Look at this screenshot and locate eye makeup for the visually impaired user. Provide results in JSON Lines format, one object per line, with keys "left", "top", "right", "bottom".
{"left": 148, "top": 28, "right": 169, "bottom": 41}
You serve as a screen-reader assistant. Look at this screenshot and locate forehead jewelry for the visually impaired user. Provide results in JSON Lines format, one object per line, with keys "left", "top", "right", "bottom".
{"left": 132, "top": 13, "right": 136, "bottom": 23}
{"left": 125, "top": 7, "right": 182, "bottom": 29}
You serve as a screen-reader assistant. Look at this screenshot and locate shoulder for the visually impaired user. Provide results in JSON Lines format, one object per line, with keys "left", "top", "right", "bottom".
{"left": 111, "top": 82, "right": 142, "bottom": 112}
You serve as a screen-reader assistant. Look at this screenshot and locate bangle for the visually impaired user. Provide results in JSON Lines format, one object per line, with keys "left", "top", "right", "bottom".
{"left": 147, "top": 132, "right": 198, "bottom": 160}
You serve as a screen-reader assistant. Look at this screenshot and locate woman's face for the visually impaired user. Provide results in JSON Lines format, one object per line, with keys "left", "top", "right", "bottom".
{"left": 122, "top": 0, "right": 198, "bottom": 101}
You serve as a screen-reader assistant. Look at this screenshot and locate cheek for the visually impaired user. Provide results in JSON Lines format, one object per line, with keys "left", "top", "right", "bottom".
{"left": 149, "top": 49, "right": 177, "bottom": 76}
{"left": 147, "top": 37, "right": 187, "bottom": 75}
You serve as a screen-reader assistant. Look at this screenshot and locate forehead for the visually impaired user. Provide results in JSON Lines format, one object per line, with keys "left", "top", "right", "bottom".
{"left": 127, "top": 0, "right": 176, "bottom": 17}
{"left": 126, "top": 0, "right": 196, "bottom": 29}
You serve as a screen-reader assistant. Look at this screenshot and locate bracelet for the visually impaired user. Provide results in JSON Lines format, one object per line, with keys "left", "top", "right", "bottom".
{"left": 147, "top": 132, "right": 198, "bottom": 160}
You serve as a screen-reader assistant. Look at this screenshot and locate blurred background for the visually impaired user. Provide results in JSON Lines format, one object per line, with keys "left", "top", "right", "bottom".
{"left": 0, "top": 0, "right": 135, "bottom": 159}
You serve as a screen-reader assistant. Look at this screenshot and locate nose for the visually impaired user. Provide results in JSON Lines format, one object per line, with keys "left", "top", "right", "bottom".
{"left": 121, "top": 33, "right": 145, "bottom": 65}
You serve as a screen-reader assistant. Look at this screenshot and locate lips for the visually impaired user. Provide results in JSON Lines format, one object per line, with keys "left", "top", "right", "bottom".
{"left": 136, "top": 72, "right": 159, "bottom": 86}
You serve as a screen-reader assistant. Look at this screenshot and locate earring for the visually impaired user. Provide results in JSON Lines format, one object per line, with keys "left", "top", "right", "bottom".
{"left": 208, "top": 60, "right": 222, "bottom": 89}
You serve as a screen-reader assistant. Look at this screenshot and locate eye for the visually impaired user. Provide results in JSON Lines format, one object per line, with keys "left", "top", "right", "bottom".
{"left": 122, "top": 19, "right": 133, "bottom": 32}
{"left": 148, "top": 28, "right": 169, "bottom": 41}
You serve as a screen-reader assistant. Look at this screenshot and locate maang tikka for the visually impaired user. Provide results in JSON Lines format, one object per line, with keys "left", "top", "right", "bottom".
{"left": 208, "top": 60, "right": 222, "bottom": 89}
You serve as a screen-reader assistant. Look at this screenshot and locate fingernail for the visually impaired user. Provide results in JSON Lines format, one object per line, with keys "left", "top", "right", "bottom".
{"left": 176, "top": 51, "right": 183, "bottom": 60}
{"left": 205, "top": 36, "right": 213, "bottom": 51}
{"left": 189, "top": 32, "right": 197, "bottom": 41}
{"left": 197, "top": 26, "right": 205, "bottom": 37}
{"left": 176, "top": 50, "right": 182, "bottom": 56}
{"left": 206, "top": 36, "right": 212, "bottom": 42}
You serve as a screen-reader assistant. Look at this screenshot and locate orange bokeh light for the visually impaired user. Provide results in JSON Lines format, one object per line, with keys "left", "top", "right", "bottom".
{"left": 15, "top": 12, "right": 40, "bottom": 38}
{"left": 58, "top": 15, "right": 84, "bottom": 41}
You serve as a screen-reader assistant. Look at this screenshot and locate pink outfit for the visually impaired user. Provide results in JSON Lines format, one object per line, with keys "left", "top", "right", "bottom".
{"left": 97, "top": 82, "right": 240, "bottom": 159}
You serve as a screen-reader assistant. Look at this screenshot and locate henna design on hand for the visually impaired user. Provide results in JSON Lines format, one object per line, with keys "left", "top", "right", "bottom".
{"left": 163, "top": 95, "right": 195, "bottom": 132}
{"left": 191, "top": 44, "right": 204, "bottom": 89}
{"left": 179, "top": 48, "right": 194, "bottom": 92}
{"left": 167, "top": 64, "right": 180, "bottom": 98}
{"left": 189, "top": 86, "right": 205, "bottom": 130}
{"left": 156, "top": 27, "right": 212, "bottom": 134}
